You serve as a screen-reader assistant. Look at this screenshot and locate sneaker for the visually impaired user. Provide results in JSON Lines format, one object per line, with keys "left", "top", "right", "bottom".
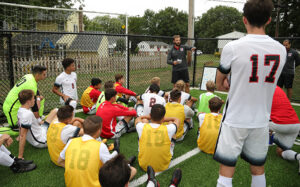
{"left": 113, "top": 138, "right": 120, "bottom": 153}
{"left": 170, "top": 168, "right": 182, "bottom": 187}
{"left": 14, "top": 158, "right": 33, "bottom": 165}
{"left": 147, "top": 166, "right": 159, "bottom": 187}
{"left": 128, "top": 156, "right": 136, "bottom": 166}
{"left": 10, "top": 162, "right": 37, "bottom": 173}
{"left": 127, "top": 126, "right": 136, "bottom": 133}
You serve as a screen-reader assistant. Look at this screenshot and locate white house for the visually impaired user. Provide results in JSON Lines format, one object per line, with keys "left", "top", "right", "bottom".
{"left": 137, "top": 41, "right": 169, "bottom": 55}
{"left": 216, "top": 31, "right": 246, "bottom": 53}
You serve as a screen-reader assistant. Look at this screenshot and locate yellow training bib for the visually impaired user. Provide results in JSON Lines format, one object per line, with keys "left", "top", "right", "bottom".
{"left": 164, "top": 102, "right": 185, "bottom": 139}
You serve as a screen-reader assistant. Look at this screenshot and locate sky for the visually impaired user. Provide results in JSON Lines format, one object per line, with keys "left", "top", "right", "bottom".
{"left": 76, "top": 0, "right": 245, "bottom": 18}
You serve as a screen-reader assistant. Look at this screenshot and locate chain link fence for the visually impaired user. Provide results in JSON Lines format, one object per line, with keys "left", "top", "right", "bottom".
{"left": 1, "top": 32, "right": 299, "bottom": 116}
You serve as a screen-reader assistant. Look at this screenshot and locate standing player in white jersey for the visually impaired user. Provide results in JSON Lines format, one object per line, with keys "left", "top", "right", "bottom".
{"left": 52, "top": 58, "right": 78, "bottom": 110}
{"left": 214, "top": 1, "right": 287, "bottom": 187}
{"left": 136, "top": 84, "right": 166, "bottom": 117}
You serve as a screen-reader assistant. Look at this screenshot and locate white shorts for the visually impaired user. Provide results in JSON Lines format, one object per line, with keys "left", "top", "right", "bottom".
{"left": 269, "top": 122, "right": 300, "bottom": 150}
{"left": 213, "top": 123, "right": 269, "bottom": 167}
{"left": 135, "top": 104, "right": 144, "bottom": 117}
{"left": 175, "top": 121, "right": 190, "bottom": 142}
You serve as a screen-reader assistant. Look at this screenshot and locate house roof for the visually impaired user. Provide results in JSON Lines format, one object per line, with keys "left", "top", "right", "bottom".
{"left": 140, "top": 41, "right": 169, "bottom": 46}
{"left": 68, "top": 32, "right": 105, "bottom": 52}
{"left": 216, "top": 31, "right": 246, "bottom": 39}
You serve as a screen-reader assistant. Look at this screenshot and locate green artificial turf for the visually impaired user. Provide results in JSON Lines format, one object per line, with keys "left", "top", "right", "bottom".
{"left": 0, "top": 90, "right": 300, "bottom": 187}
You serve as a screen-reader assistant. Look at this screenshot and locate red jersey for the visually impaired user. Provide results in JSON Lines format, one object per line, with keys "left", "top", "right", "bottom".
{"left": 80, "top": 86, "right": 101, "bottom": 113}
{"left": 271, "top": 86, "right": 300, "bottom": 124}
{"left": 96, "top": 101, "right": 137, "bottom": 138}
{"left": 114, "top": 82, "right": 136, "bottom": 97}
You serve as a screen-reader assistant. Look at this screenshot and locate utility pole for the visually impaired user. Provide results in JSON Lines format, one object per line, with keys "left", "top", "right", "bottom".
{"left": 187, "top": 0, "right": 194, "bottom": 66}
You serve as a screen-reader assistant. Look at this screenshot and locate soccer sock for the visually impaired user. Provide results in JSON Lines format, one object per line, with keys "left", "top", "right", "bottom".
{"left": 251, "top": 174, "right": 266, "bottom": 187}
{"left": 0, "top": 145, "right": 11, "bottom": 155}
{"left": 282, "top": 150, "right": 300, "bottom": 161}
{"left": 217, "top": 175, "right": 232, "bottom": 187}
{"left": 146, "top": 181, "right": 155, "bottom": 187}
{"left": 0, "top": 150, "right": 14, "bottom": 167}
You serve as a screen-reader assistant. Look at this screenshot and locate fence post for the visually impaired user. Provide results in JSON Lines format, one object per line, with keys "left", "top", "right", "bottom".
{"left": 192, "top": 38, "right": 197, "bottom": 88}
{"left": 126, "top": 35, "right": 130, "bottom": 89}
{"left": 7, "top": 34, "right": 14, "bottom": 88}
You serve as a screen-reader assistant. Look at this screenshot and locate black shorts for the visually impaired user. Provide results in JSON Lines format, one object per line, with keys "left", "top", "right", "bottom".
{"left": 172, "top": 69, "right": 189, "bottom": 84}
{"left": 277, "top": 73, "right": 294, "bottom": 89}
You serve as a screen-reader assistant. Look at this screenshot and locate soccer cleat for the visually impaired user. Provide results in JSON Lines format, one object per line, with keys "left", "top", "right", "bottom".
{"left": 10, "top": 162, "right": 37, "bottom": 173}
{"left": 14, "top": 157, "right": 34, "bottom": 165}
{"left": 147, "top": 166, "right": 159, "bottom": 187}
{"left": 170, "top": 168, "right": 182, "bottom": 187}
{"left": 113, "top": 138, "right": 120, "bottom": 153}
{"left": 127, "top": 126, "right": 136, "bottom": 133}
{"left": 128, "top": 156, "right": 136, "bottom": 166}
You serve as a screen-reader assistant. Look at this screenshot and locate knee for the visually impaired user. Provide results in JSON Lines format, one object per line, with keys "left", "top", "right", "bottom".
{"left": 250, "top": 165, "right": 265, "bottom": 175}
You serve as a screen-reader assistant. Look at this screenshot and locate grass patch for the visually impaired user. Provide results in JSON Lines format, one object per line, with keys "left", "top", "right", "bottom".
{"left": 0, "top": 89, "right": 300, "bottom": 187}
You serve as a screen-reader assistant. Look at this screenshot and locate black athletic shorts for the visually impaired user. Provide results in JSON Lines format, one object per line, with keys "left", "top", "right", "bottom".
{"left": 172, "top": 69, "right": 189, "bottom": 84}
{"left": 277, "top": 73, "right": 294, "bottom": 89}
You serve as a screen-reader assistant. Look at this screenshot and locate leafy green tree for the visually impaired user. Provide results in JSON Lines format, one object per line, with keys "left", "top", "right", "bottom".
{"left": 194, "top": 6, "right": 245, "bottom": 53}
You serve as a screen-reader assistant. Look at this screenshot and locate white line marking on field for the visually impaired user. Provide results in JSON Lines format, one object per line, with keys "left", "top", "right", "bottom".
{"left": 129, "top": 148, "right": 201, "bottom": 187}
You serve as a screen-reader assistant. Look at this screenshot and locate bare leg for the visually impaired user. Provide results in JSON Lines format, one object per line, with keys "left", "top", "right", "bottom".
{"left": 219, "top": 164, "right": 235, "bottom": 178}
{"left": 276, "top": 147, "right": 283, "bottom": 157}
{"left": 185, "top": 83, "right": 190, "bottom": 93}
{"left": 287, "top": 88, "right": 293, "bottom": 100}
{"left": 45, "top": 109, "right": 58, "bottom": 124}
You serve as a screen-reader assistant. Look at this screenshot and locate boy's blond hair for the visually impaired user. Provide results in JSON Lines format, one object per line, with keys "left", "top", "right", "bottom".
{"left": 206, "top": 81, "right": 215, "bottom": 92}
{"left": 151, "top": 77, "right": 160, "bottom": 85}
{"left": 175, "top": 80, "right": 185, "bottom": 91}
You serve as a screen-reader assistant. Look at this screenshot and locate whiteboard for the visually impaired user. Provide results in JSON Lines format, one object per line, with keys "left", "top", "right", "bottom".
{"left": 200, "top": 67, "right": 217, "bottom": 90}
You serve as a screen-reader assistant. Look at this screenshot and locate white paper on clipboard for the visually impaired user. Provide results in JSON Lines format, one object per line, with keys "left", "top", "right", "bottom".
{"left": 200, "top": 67, "right": 217, "bottom": 90}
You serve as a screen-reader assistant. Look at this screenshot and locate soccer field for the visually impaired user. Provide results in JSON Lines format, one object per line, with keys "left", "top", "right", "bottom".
{"left": 0, "top": 90, "right": 300, "bottom": 187}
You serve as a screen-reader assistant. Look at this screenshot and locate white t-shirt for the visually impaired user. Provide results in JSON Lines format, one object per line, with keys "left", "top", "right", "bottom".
{"left": 60, "top": 134, "right": 118, "bottom": 163}
{"left": 140, "top": 93, "right": 166, "bottom": 115}
{"left": 198, "top": 113, "right": 219, "bottom": 128}
{"left": 168, "top": 91, "right": 191, "bottom": 105}
{"left": 17, "top": 107, "right": 46, "bottom": 147}
{"left": 145, "top": 87, "right": 165, "bottom": 97}
{"left": 55, "top": 72, "right": 78, "bottom": 104}
{"left": 50, "top": 120, "right": 80, "bottom": 144}
{"left": 219, "top": 34, "right": 286, "bottom": 128}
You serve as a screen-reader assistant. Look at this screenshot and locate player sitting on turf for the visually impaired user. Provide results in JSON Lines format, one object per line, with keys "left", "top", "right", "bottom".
{"left": 135, "top": 104, "right": 179, "bottom": 172}
{"left": 145, "top": 77, "right": 165, "bottom": 97}
{"left": 166, "top": 80, "right": 197, "bottom": 107}
{"left": 0, "top": 134, "right": 37, "bottom": 173}
{"left": 136, "top": 84, "right": 166, "bottom": 117}
{"left": 114, "top": 74, "right": 137, "bottom": 103}
{"left": 97, "top": 89, "right": 137, "bottom": 139}
{"left": 96, "top": 81, "right": 129, "bottom": 111}
{"left": 99, "top": 154, "right": 137, "bottom": 187}
{"left": 146, "top": 166, "right": 182, "bottom": 187}
{"left": 269, "top": 86, "right": 300, "bottom": 171}
{"left": 57, "top": 115, "right": 124, "bottom": 187}
{"left": 47, "top": 105, "right": 84, "bottom": 166}
{"left": 80, "top": 78, "right": 102, "bottom": 115}
{"left": 198, "top": 80, "right": 219, "bottom": 113}
{"left": 3, "top": 65, "right": 47, "bottom": 132}
{"left": 17, "top": 90, "right": 57, "bottom": 159}
{"left": 164, "top": 89, "right": 194, "bottom": 141}
{"left": 52, "top": 58, "right": 78, "bottom": 110}
{"left": 197, "top": 97, "right": 223, "bottom": 154}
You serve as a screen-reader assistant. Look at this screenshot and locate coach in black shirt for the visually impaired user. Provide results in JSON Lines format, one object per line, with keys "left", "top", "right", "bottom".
{"left": 277, "top": 39, "right": 300, "bottom": 100}
{"left": 167, "top": 35, "right": 195, "bottom": 93}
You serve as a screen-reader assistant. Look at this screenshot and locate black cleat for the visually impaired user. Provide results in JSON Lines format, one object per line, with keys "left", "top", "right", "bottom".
{"left": 10, "top": 162, "right": 37, "bottom": 173}
{"left": 113, "top": 138, "right": 120, "bottom": 153}
{"left": 170, "top": 168, "right": 182, "bottom": 187}
{"left": 147, "top": 166, "right": 159, "bottom": 187}
{"left": 127, "top": 126, "right": 136, "bottom": 133}
{"left": 128, "top": 156, "right": 136, "bottom": 165}
{"left": 14, "top": 158, "right": 33, "bottom": 165}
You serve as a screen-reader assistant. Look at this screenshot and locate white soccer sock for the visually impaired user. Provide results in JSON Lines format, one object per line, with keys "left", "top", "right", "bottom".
{"left": 0, "top": 145, "right": 11, "bottom": 155}
{"left": 282, "top": 150, "right": 300, "bottom": 161}
{"left": 251, "top": 174, "right": 266, "bottom": 187}
{"left": 0, "top": 149, "right": 14, "bottom": 167}
{"left": 217, "top": 175, "right": 232, "bottom": 187}
{"left": 146, "top": 181, "right": 155, "bottom": 187}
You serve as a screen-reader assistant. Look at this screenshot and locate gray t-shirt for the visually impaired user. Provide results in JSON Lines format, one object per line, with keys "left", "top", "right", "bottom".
{"left": 167, "top": 45, "right": 192, "bottom": 72}
{"left": 281, "top": 48, "right": 300, "bottom": 74}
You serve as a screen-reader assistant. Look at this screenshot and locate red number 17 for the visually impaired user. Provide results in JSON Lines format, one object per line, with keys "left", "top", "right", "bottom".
{"left": 249, "top": 54, "right": 280, "bottom": 83}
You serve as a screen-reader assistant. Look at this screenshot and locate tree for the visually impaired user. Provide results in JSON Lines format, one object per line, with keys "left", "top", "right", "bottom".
{"left": 115, "top": 39, "right": 126, "bottom": 53}
{"left": 194, "top": 6, "right": 245, "bottom": 53}
{"left": 83, "top": 15, "right": 125, "bottom": 34}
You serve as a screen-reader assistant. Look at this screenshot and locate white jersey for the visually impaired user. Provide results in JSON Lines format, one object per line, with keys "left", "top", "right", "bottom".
{"left": 17, "top": 107, "right": 47, "bottom": 147}
{"left": 55, "top": 72, "right": 78, "bottom": 104}
{"left": 140, "top": 93, "right": 166, "bottom": 115}
{"left": 219, "top": 34, "right": 286, "bottom": 128}
{"left": 168, "top": 91, "right": 191, "bottom": 105}
{"left": 145, "top": 86, "right": 165, "bottom": 97}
